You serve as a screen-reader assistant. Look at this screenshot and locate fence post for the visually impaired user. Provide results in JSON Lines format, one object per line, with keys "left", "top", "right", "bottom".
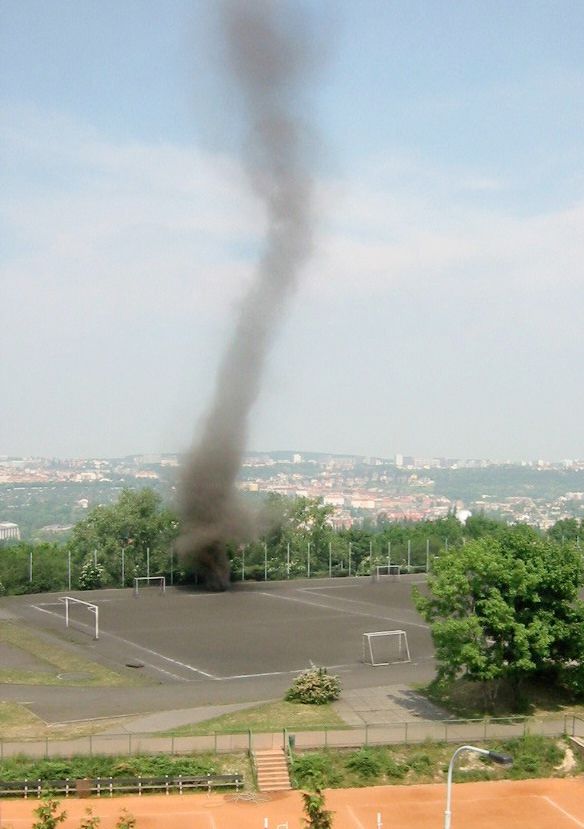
{"left": 248, "top": 729, "right": 252, "bottom": 753}
{"left": 404, "top": 721, "right": 408, "bottom": 744}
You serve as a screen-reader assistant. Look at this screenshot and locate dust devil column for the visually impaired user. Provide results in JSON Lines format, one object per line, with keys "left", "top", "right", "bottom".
{"left": 177, "top": 1, "right": 323, "bottom": 590}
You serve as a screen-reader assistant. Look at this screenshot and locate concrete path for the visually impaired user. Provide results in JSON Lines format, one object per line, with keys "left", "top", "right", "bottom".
{"left": 95, "top": 684, "right": 449, "bottom": 735}
{"left": 101, "top": 700, "right": 271, "bottom": 734}
{"left": 333, "top": 684, "right": 451, "bottom": 726}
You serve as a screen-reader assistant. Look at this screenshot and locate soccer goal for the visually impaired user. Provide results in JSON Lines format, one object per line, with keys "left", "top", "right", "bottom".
{"left": 133, "top": 575, "right": 166, "bottom": 597}
{"left": 362, "top": 630, "right": 411, "bottom": 666}
{"left": 59, "top": 596, "right": 99, "bottom": 640}
{"left": 371, "top": 564, "right": 401, "bottom": 582}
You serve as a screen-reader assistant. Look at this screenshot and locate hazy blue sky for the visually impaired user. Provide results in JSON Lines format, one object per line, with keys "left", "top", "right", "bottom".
{"left": 1, "top": 1, "right": 583, "bottom": 461}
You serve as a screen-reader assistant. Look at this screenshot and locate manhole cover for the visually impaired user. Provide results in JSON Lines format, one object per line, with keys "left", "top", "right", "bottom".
{"left": 125, "top": 660, "right": 145, "bottom": 669}
{"left": 57, "top": 672, "right": 94, "bottom": 681}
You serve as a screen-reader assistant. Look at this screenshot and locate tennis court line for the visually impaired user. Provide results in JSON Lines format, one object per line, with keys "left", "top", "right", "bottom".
{"left": 540, "top": 796, "right": 584, "bottom": 828}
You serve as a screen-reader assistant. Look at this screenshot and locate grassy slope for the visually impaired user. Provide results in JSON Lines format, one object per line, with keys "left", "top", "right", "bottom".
{"left": 162, "top": 700, "right": 348, "bottom": 736}
{"left": 0, "top": 621, "right": 146, "bottom": 687}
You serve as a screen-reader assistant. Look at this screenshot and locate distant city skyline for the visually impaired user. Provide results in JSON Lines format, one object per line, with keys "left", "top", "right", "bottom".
{"left": 2, "top": 1, "right": 584, "bottom": 461}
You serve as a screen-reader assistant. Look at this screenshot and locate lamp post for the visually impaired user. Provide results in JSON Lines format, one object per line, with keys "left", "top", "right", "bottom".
{"left": 444, "top": 745, "right": 512, "bottom": 829}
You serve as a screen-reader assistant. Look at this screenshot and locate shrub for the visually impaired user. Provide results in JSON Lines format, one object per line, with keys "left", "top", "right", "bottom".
{"left": 292, "top": 753, "right": 341, "bottom": 788}
{"left": 285, "top": 667, "right": 341, "bottom": 705}
{"left": 505, "top": 734, "right": 563, "bottom": 779}
{"left": 407, "top": 752, "right": 433, "bottom": 774}
{"left": 78, "top": 558, "right": 104, "bottom": 590}
{"left": 346, "top": 749, "right": 383, "bottom": 779}
{"left": 385, "top": 756, "right": 407, "bottom": 779}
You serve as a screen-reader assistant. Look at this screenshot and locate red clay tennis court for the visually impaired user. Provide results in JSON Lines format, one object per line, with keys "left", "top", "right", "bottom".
{"left": 2, "top": 778, "right": 583, "bottom": 828}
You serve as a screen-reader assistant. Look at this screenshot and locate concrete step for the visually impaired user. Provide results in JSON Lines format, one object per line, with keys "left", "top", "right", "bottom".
{"left": 254, "top": 748, "right": 292, "bottom": 793}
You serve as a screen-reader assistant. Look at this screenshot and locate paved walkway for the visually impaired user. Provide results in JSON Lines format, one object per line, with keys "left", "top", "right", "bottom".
{"left": 99, "top": 684, "right": 450, "bottom": 735}
{"left": 332, "top": 684, "right": 450, "bottom": 727}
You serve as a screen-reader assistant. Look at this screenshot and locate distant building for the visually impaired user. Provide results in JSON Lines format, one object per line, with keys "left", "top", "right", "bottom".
{"left": 0, "top": 522, "right": 20, "bottom": 541}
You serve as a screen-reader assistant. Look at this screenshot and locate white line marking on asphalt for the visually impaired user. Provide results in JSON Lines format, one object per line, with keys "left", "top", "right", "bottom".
{"left": 541, "top": 796, "right": 584, "bottom": 827}
{"left": 258, "top": 591, "right": 430, "bottom": 629}
{"left": 30, "top": 604, "right": 217, "bottom": 680}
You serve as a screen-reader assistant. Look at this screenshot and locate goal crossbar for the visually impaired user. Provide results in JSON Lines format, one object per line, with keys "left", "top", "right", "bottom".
{"left": 362, "top": 629, "right": 411, "bottom": 666}
{"left": 59, "top": 596, "right": 99, "bottom": 640}
{"left": 134, "top": 576, "right": 166, "bottom": 597}
{"left": 373, "top": 564, "right": 401, "bottom": 580}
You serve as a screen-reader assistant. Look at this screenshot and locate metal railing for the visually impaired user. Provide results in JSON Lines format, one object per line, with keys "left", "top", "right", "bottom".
{"left": 0, "top": 773, "right": 243, "bottom": 799}
{"left": 1, "top": 715, "right": 581, "bottom": 761}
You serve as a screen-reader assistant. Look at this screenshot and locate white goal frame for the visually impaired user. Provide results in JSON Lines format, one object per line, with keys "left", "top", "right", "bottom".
{"left": 372, "top": 564, "right": 401, "bottom": 581}
{"left": 133, "top": 575, "right": 166, "bottom": 597}
{"left": 362, "top": 629, "right": 411, "bottom": 666}
{"left": 59, "top": 596, "right": 99, "bottom": 640}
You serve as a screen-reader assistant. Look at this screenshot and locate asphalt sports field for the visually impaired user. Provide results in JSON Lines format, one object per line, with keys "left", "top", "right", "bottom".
{"left": 1, "top": 575, "right": 435, "bottom": 722}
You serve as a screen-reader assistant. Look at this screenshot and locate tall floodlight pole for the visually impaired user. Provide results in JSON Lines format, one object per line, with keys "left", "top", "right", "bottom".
{"left": 307, "top": 541, "right": 311, "bottom": 578}
{"left": 146, "top": 546, "right": 150, "bottom": 579}
{"left": 29, "top": 550, "right": 33, "bottom": 583}
{"left": 444, "top": 745, "right": 512, "bottom": 829}
{"left": 407, "top": 539, "right": 411, "bottom": 570}
{"left": 121, "top": 546, "right": 125, "bottom": 586}
{"left": 329, "top": 541, "right": 332, "bottom": 578}
{"left": 348, "top": 542, "right": 352, "bottom": 576}
{"left": 426, "top": 538, "right": 430, "bottom": 572}
{"left": 387, "top": 540, "right": 391, "bottom": 570}
{"left": 286, "top": 541, "right": 290, "bottom": 577}
{"left": 242, "top": 547, "right": 245, "bottom": 581}
{"left": 68, "top": 550, "right": 72, "bottom": 590}
{"left": 264, "top": 541, "right": 268, "bottom": 582}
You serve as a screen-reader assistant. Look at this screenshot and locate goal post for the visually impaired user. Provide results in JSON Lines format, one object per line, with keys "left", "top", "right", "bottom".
{"left": 362, "top": 630, "right": 411, "bottom": 666}
{"left": 133, "top": 575, "right": 166, "bottom": 597}
{"left": 59, "top": 596, "right": 99, "bottom": 640}
{"left": 371, "top": 564, "right": 401, "bottom": 582}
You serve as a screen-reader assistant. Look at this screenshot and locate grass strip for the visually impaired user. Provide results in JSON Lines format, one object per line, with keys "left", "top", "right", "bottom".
{"left": 163, "top": 700, "right": 348, "bottom": 736}
{"left": 0, "top": 621, "right": 144, "bottom": 687}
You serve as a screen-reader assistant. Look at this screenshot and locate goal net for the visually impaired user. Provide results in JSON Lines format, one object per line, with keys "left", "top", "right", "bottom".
{"left": 362, "top": 630, "right": 411, "bottom": 666}
{"left": 134, "top": 576, "right": 166, "bottom": 597}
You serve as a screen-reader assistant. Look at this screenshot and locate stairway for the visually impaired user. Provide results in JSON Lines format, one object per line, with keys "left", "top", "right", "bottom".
{"left": 254, "top": 748, "right": 292, "bottom": 792}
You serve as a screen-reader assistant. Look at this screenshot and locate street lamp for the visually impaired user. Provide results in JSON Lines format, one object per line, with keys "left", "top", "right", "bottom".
{"left": 444, "top": 744, "right": 513, "bottom": 829}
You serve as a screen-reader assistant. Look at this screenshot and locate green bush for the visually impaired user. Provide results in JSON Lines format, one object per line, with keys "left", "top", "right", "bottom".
{"left": 285, "top": 667, "right": 341, "bottom": 705}
{"left": 505, "top": 734, "right": 563, "bottom": 779}
{"left": 346, "top": 749, "right": 383, "bottom": 779}
{"left": 292, "top": 752, "right": 341, "bottom": 788}
{"left": 407, "top": 752, "right": 433, "bottom": 774}
{"left": 385, "top": 756, "right": 407, "bottom": 780}
{"left": 0, "top": 753, "right": 220, "bottom": 782}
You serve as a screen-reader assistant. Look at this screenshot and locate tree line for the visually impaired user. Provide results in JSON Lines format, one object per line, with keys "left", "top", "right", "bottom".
{"left": 0, "top": 487, "right": 582, "bottom": 596}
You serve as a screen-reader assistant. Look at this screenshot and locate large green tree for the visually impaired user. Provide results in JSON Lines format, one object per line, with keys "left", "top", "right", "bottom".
{"left": 67, "top": 489, "right": 179, "bottom": 588}
{"left": 414, "top": 526, "right": 584, "bottom": 702}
